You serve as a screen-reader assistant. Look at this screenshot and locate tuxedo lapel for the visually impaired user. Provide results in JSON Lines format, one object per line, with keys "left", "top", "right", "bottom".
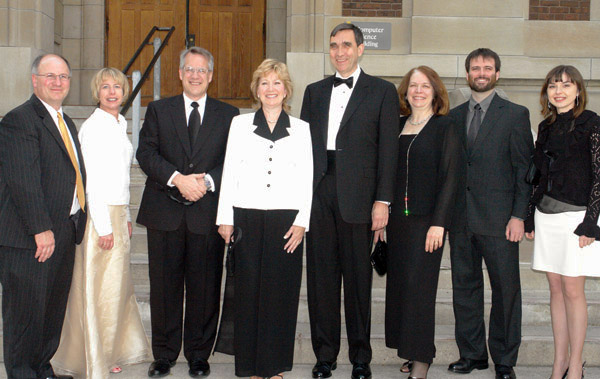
{"left": 168, "top": 95, "right": 192, "bottom": 158}
{"left": 339, "top": 71, "right": 368, "bottom": 132}
{"left": 319, "top": 77, "right": 334, "bottom": 146}
{"left": 471, "top": 94, "right": 503, "bottom": 155}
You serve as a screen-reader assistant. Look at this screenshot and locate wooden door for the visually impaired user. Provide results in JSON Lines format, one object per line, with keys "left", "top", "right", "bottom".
{"left": 105, "top": 0, "right": 265, "bottom": 107}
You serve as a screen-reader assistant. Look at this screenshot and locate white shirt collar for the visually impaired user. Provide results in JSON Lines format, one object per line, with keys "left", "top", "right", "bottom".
{"left": 93, "top": 107, "right": 127, "bottom": 126}
{"left": 183, "top": 92, "right": 207, "bottom": 110}
{"left": 37, "top": 96, "right": 63, "bottom": 120}
{"left": 335, "top": 65, "right": 362, "bottom": 82}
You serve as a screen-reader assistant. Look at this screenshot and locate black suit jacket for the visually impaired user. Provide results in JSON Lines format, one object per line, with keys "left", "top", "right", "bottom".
{"left": 300, "top": 71, "right": 400, "bottom": 224}
{"left": 0, "top": 95, "right": 87, "bottom": 249}
{"left": 136, "top": 94, "right": 239, "bottom": 234}
{"left": 449, "top": 93, "right": 533, "bottom": 237}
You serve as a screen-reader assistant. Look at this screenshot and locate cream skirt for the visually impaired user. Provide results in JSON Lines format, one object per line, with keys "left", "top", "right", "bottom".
{"left": 52, "top": 205, "right": 149, "bottom": 378}
{"left": 532, "top": 209, "right": 600, "bottom": 277}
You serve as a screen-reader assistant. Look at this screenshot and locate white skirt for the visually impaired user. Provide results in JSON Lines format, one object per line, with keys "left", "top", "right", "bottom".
{"left": 532, "top": 209, "right": 600, "bottom": 277}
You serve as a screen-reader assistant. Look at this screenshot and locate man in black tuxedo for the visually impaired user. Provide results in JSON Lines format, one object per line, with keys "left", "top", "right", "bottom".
{"left": 136, "top": 46, "right": 239, "bottom": 378}
{"left": 0, "top": 54, "right": 86, "bottom": 379}
{"left": 447, "top": 48, "right": 533, "bottom": 379}
{"left": 300, "top": 23, "right": 400, "bottom": 379}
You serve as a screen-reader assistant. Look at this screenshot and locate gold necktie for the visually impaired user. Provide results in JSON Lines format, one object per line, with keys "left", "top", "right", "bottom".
{"left": 57, "top": 112, "right": 85, "bottom": 211}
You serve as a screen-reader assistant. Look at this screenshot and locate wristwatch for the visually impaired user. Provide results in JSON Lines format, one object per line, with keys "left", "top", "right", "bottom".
{"left": 204, "top": 176, "right": 213, "bottom": 192}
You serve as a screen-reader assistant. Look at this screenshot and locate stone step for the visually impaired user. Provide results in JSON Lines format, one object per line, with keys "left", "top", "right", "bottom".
{"left": 128, "top": 282, "right": 600, "bottom": 327}
{"left": 1, "top": 322, "right": 599, "bottom": 367}
{"left": 128, "top": 243, "right": 600, "bottom": 293}
{"left": 3, "top": 363, "right": 600, "bottom": 378}
{"left": 187, "top": 323, "right": 600, "bottom": 367}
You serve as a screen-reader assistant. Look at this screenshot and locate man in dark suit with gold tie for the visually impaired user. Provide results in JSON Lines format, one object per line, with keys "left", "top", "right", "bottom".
{"left": 447, "top": 48, "right": 533, "bottom": 379}
{"left": 0, "top": 54, "right": 87, "bottom": 379}
{"left": 300, "top": 23, "right": 400, "bottom": 379}
{"left": 136, "top": 46, "right": 239, "bottom": 378}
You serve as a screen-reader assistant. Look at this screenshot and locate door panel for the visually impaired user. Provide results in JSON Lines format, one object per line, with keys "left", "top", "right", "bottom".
{"left": 106, "top": 0, "right": 264, "bottom": 107}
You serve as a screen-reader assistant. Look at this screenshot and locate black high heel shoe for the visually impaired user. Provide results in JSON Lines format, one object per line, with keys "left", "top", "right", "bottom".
{"left": 582, "top": 361, "right": 586, "bottom": 379}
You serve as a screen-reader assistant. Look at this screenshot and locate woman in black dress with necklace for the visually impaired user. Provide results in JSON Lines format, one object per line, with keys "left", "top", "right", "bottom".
{"left": 383, "top": 66, "right": 463, "bottom": 379}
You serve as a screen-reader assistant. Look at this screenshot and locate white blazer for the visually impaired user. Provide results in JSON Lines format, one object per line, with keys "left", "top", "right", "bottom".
{"left": 216, "top": 111, "right": 313, "bottom": 229}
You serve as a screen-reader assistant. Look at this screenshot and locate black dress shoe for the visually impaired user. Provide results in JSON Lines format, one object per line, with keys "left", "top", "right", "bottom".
{"left": 148, "top": 359, "right": 175, "bottom": 377}
{"left": 312, "top": 361, "right": 337, "bottom": 378}
{"left": 448, "top": 357, "right": 489, "bottom": 373}
{"left": 351, "top": 363, "right": 372, "bottom": 379}
{"left": 495, "top": 365, "right": 516, "bottom": 379}
{"left": 189, "top": 358, "right": 210, "bottom": 377}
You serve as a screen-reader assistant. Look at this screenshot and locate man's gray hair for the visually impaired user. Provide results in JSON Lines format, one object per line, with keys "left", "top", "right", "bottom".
{"left": 179, "top": 47, "right": 214, "bottom": 71}
{"left": 31, "top": 54, "right": 72, "bottom": 75}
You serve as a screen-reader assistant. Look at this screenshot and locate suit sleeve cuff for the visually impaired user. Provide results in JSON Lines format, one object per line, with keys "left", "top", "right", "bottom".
{"left": 167, "top": 171, "right": 180, "bottom": 187}
{"left": 205, "top": 174, "right": 215, "bottom": 192}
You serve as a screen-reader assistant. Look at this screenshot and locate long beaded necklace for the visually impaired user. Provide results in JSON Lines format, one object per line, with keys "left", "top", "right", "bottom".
{"left": 402, "top": 113, "right": 433, "bottom": 216}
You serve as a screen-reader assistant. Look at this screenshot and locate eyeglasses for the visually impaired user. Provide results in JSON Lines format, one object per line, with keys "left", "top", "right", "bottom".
{"left": 36, "top": 73, "right": 71, "bottom": 82}
{"left": 183, "top": 66, "right": 210, "bottom": 75}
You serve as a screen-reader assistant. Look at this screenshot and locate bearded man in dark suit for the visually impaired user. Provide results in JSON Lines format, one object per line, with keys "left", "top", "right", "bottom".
{"left": 0, "top": 54, "right": 87, "bottom": 379}
{"left": 300, "top": 23, "right": 400, "bottom": 379}
{"left": 447, "top": 48, "right": 533, "bottom": 379}
{"left": 136, "top": 46, "right": 239, "bottom": 378}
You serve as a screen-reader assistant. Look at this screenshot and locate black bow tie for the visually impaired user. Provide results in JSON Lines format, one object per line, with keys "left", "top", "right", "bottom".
{"left": 333, "top": 76, "right": 353, "bottom": 89}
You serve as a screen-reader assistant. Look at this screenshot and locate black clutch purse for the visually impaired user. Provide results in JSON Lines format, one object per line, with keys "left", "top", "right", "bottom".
{"left": 370, "top": 239, "right": 387, "bottom": 276}
{"left": 525, "top": 160, "right": 540, "bottom": 186}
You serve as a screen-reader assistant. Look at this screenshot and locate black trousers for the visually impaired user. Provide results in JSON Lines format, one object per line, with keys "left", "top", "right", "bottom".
{"left": 147, "top": 219, "right": 224, "bottom": 362}
{"left": 449, "top": 230, "right": 522, "bottom": 367}
{"left": 306, "top": 173, "right": 373, "bottom": 365}
{"left": 233, "top": 208, "right": 303, "bottom": 377}
{"left": 0, "top": 221, "right": 76, "bottom": 379}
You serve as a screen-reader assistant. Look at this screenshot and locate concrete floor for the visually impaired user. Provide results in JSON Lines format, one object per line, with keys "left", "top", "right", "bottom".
{"left": 5, "top": 363, "right": 596, "bottom": 379}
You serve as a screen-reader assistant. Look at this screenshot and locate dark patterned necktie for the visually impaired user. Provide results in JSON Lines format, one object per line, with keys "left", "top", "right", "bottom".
{"left": 467, "top": 103, "right": 482, "bottom": 149}
{"left": 189, "top": 101, "right": 201, "bottom": 147}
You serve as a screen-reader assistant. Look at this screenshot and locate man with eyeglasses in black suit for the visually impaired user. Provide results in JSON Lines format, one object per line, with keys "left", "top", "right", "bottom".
{"left": 136, "top": 46, "right": 239, "bottom": 378}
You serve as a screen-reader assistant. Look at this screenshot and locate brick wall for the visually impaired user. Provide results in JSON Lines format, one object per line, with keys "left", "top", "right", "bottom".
{"left": 342, "top": 0, "right": 402, "bottom": 17}
{"left": 529, "top": 0, "right": 590, "bottom": 20}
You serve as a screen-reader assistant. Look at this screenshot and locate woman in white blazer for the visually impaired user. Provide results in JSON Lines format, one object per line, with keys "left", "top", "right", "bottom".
{"left": 217, "top": 59, "right": 313, "bottom": 379}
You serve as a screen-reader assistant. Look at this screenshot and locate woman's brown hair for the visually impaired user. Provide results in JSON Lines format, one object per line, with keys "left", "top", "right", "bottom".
{"left": 540, "top": 65, "right": 587, "bottom": 123}
{"left": 397, "top": 66, "right": 449, "bottom": 117}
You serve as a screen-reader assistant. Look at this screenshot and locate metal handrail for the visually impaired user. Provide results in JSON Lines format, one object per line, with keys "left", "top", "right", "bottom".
{"left": 121, "top": 26, "right": 175, "bottom": 115}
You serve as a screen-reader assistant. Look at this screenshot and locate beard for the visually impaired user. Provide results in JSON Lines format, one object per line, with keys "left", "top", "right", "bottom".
{"left": 468, "top": 74, "right": 497, "bottom": 93}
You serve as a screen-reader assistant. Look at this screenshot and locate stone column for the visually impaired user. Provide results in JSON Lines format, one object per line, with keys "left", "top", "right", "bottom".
{"left": 0, "top": 0, "right": 55, "bottom": 115}
{"left": 62, "top": 0, "right": 104, "bottom": 106}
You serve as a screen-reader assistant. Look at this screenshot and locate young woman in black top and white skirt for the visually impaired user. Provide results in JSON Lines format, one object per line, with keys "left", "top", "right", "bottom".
{"left": 525, "top": 65, "right": 600, "bottom": 379}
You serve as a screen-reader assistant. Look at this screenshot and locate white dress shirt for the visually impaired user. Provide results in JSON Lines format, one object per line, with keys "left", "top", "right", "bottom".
{"left": 78, "top": 108, "right": 133, "bottom": 236}
{"left": 327, "top": 65, "right": 362, "bottom": 150}
{"left": 38, "top": 97, "right": 82, "bottom": 216}
{"left": 216, "top": 112, "right": 313, "bottom": 229}
{"left": 166, "top": 93, "right": 214, "bottom": 190}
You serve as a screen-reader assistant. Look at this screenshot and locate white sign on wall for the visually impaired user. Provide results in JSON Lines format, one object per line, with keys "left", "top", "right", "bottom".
{"left": 353, "top": 22, "right": 392, "bottom": 50}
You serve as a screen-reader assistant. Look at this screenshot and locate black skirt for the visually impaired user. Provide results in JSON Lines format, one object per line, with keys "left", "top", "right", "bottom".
{"left": 232, "top": 207, "right": 303, "bottom": 377}
{"left": 385, "top": 213, "right": 443, "bottom": 364}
